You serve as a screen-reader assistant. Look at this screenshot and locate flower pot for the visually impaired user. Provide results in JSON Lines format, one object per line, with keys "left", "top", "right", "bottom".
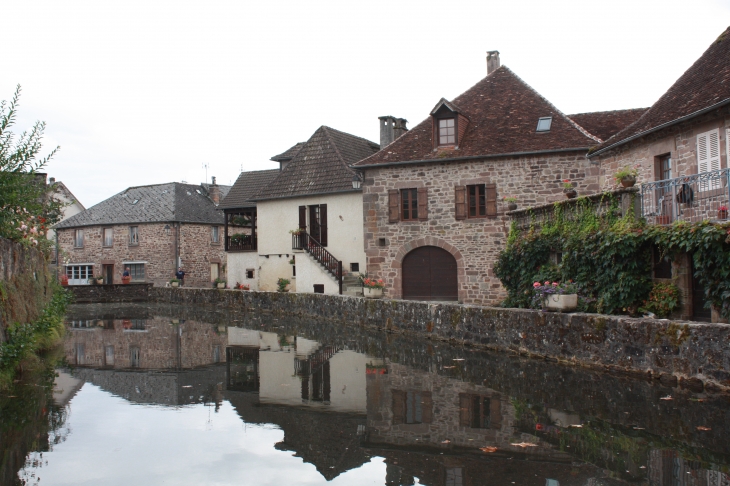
{"left": 95, "top": 278, "right": 104, "bottom": 285}
{"left": 217, "top": 282, "right": 225, "bottom": 289}
{"left": 60, "top": 274, "right": 69, "bottom": 286}
{"left": 507, "top": 202, "right": 517, "bottom": 211}
{"left": 171, "top": 281, "right": 179, "bottom": 288}
{"left": 564, "top": 189, "right": 577, "bottom": 199}
{"left": 718, "top": 209, "right": 728, "bottom": 220}
{"left": 363, "top": 287, "right": 383, "bottom": 299}
{"left": 620, "top": 176, "right": 637, "bottom": 188}
{"left": 655, "top": 215, "right": 671, "bottom": 225}
{"left": 543, "top": 294, "right": 578, "bottom": 312}
{"left": 121, "top": 276, "right": 132, "bottom": 285}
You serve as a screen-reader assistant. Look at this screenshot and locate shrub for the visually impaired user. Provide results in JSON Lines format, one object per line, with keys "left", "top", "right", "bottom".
{"left": 640, "top": 282, "right": 680, "bottom": 318}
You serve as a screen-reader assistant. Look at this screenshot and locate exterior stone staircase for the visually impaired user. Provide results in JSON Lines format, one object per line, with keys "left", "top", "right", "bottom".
{"left": 342, "top": 274, "right": 362, "bottom": 297}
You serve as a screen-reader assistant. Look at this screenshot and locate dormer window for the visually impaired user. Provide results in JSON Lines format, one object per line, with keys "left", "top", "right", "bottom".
{"left": 439, "top": 119, "right": 456, "bottom": 145}
{"left": 536, "top": 117, "right": 553, "bottom": 132}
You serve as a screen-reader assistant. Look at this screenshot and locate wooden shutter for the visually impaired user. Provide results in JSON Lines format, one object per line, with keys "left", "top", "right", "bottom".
{"left": 489, "top": 395, "right": 502, "bottom": 428}
{"left": 486, "top": 183, "right": 497, "bottom": 217}
{"left": 388, "top": 190, "right": 400, "bottom": 223}
{"left": 459, "top": 394, "right": 471, "bottom": 426}
{"left": 319, "top": 204, "right": 328, "bottom": 246}
{"left": 298, "top": 206, "right": 307, "bottom": 231}
{"left": 421, "top": 391, "right": 433, "bottom": 424}
{"left": 417, "top": 187, "right": 428, "bottom": 221}
{"left": 697, "top": 129, "right": 721, "bottom": 191}
{"left": 455, "top": 186, "right": 466, "bottom": 220}
{"left": 391, "top": 390, "right": 406, "bottom": 424}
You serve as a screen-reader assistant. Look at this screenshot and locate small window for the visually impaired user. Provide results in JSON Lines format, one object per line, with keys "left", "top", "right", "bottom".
{"left": 438, "top": 118, "right": 456, "bottom": 145}
{"left": 313, "top": 284, "right": 324, "bottom": 294}
{"left": 210, "top": 263, "right": 220, "bottom": 281}
{"left": 350, "top": 263, "right": 360, "bottom": 272}
{"left": 212, "top": 226, "right": 220, "bottom": 243}
{"left": 129, "top": 226, "right": 139, "bottom": 245}
{"left": 74, "top": 229, "right": 84, "bottom": 248}
{"left": 66, "top": 264, "right": 94, "bottom": 285}
{"left": 103, "top": 228, "right": 113, "bottom": 247}
{"left": 246, "top": 268, "right": 255, "bottom": 279}
{"left": 126, "top": 263, "right": 145, "bottom": 281}
{"left": 401, "top": 189, "right": 419, "bottom": 221}
{"left": 378, "top": 238, "right": 387, "bottom": 247}
{"left": 536, "top": 117, "right": 552, "bottom": 132}
{"left": 467, "top": 185, "right": 487, "bottom": 218}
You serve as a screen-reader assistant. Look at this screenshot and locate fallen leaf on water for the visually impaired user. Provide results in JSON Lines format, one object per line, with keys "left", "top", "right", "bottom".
{"left": 660, "top": 396, "right": 673, "bottom": 400}
{"left": 452, "top": 358, "right": 465, "bottom": 361}
{"left": 480, "top": 446, "right": 498, "bottom": 453}
{"left": 511, "top": 442, "right": 538, "bottom": 448}
{"left": 569, "top": 424, "right": 583, "bottom": 428}
{"left": 182, "top": 385, "right": 192, "bottom": 388}
{"left": 696, "top": 426, "right": 711, "bottom": 431}
{"left": 441, "top": 440, "right": 451, "bottom": 444}
{"left": 443, "top": 366, "right": 456, "bottom": 369}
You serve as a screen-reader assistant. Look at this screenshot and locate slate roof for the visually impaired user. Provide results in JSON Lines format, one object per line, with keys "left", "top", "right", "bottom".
{"left": 55, "top": 182, "right": 231, "bottom": 229}
{"left": 270, "top": 142, "right": 306, "bottom": 162}
{"left": 568, "top": 108, "right": 649, "bottom": 142}
{"left": 252, "top": 126, "right": 380, "bottom": 200}
{"left": 354, "top": 66, "right": 598, "bottom": 168}
{"left": 219, "top": 169, "right": 281, "bottom": 209}
{"left": 590, "top": 26, "right": 730, "bottom": 156}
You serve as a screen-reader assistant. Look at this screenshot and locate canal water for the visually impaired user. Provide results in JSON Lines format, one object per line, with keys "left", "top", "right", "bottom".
{"left": 1, "top": 303, "right": 729, "bottom": 486}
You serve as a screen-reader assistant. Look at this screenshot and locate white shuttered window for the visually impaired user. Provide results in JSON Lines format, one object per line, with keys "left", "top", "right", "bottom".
{"left": 697, "top": 128, "right": 721, "bottom": 191}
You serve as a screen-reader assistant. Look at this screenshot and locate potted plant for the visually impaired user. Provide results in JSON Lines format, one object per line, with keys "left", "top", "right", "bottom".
{"left": 94, "top": 275, "right": 104, "bottom": 285}
{"left": 121, "top": 275, "right": 132, "bottom": 284}
{"left": 170, "top": 277, "right": 180, "bottom": 288}
{"left": 614, "top": 164, "right": 640, "bottom": 187}
{"left": 234, "top": 282, "right": 250, "bottom": 291}
{"left": 563, "top": 180, "right": 577, "bottom": 199}
{"left": 360, "top": 274, "right": 385, "bottom": 298}
{"left": 59, "top": 273, "right": 69, "bottom": 286}
{"left": 718, "top": 205, "right": 728, "bottom": 220}
{"left": 503, "top": 196, "right": 518, "bottom": 211}
{"left": 533, "top": 280, "right": 579, "bottom": 312}
{"left": 213, "top": 278, "right": 226, "bottom": 289}
{"left": 288, "top": 257, "right": 295, "bottom": 265}
{"left": 277, "top": 277, "right": 290, "bottom": 292}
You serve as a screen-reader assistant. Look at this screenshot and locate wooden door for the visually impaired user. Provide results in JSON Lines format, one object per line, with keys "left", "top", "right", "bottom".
{"left": 402, "top": 246, "right": 458, "bottom": 301}
{"left": 103, "top": 265, "right": 114, "bottom": 284}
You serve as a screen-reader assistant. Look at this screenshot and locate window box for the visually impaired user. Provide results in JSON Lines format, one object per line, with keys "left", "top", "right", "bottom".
{"left": 363, "top": 287, "right": 383, "bottom": 299}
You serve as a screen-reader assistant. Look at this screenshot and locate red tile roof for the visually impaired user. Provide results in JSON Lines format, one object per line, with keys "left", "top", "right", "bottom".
{"left": 354, "top": 66, "right": 598, "bottom": 168}
{"left": 568, "top": 108, "right": 648, "bottom": 142}
{"left": 591, "top": 26, "right": 730, "bottom": 156}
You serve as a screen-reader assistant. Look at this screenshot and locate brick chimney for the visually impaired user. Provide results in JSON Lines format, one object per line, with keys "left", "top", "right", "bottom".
{"left": 209, "top": 176, "right": 220, "bottom": 205}
{"left": 378, "top": 116, "right": 409, "bottom": 149}
{"left": 487, "top": 50, "right": 500, "bottom": 75}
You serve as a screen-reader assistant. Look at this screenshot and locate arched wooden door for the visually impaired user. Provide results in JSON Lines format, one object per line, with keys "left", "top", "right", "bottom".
{"left": 402, "top": 246, "right": 458, "bottom": 301}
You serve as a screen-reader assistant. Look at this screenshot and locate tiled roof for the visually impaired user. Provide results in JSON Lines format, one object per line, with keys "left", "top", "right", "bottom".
{"left": 252, "top": 126, "right": 380, "bottom": 200}
{"left": 219, "top": 169, "right": 281, "bottom": 209}
{"left": 55, "top": 182, "right": 230, "bottom": 229}
{"left": 568, "top": 108, "right": 648, "bottom": 142}
{"left": 354, "top": 66, "right": 598, "bottom": 168}
{"left": 591, "top": 27, "right": 730, "bottom": 155}
{"left": 270, "top": 142, "right": 306, "bottom": 162}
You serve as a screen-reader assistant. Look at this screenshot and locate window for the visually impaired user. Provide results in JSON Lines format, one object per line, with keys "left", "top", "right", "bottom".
{"left": 102, "top": 228, "right": 113, "bottom": 247}
{"left": 104, "top": 345, "right": 115, "bottom": 366}
{"left": 445, "top": 468, "right": 464, "bottom": 486}
{"left": 130, "top": 347, "right": 141, "bottom": 368}
{"left": 313, "top": 284, "right": 324, "bottom": 294}
{"left": 246, "top": 269, "right": 255, "bottom": 279}
{"left": 658, "top": 155, "right": 672, "bottom": 181}
{"left": 459, "top": 393, "right": 501, "bottom": 429}
{"left": 350, "top": 262, "right": 359, "bottom": 272}
{"left": 74, "top": 229, "right": 84, "bottom": 248}
{"left": 66, "top": 264, "right": 93, "bottom": 285}
{"left": 697, "top": 128, "right": 721, "bottom": 191}
{"left": 213, "top": 345, "right": 221, "bottom": 363}
{"left": 467, "top": 184, "right": 487, "bottom": 218}
{"left": 124, "top": 263, "right": 145, "bottom": 281}
{"left": 378, "top": 238, "right": 387, "bottom": 247}
{"left": 438, "top": 118, "right": 456, "bottom": 145}
{"left": 210, "top": 263, "right": 219, "bottom": 281}
{"left": 129, "top": 226, "right": 139, "bottom": 245}
{"left": 536, "top": 117, "right": 553, "bottom": 132}
{"left": 392, "top": 390, "right": 433, "bottom": 424}
{"left": 401, "top": 189, "right": 419, "bottom": 220}
{"left": 212, "top": 226, "right": 220, "bottom": 243}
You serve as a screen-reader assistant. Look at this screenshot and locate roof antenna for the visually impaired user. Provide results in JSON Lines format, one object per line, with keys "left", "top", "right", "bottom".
{"left": 202, "top": 162, "right": 210, "bottom": 183}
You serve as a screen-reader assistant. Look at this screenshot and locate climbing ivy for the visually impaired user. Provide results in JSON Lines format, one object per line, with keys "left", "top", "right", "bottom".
{"left": 494, "top": 194, "right": 730, "bottom": 319}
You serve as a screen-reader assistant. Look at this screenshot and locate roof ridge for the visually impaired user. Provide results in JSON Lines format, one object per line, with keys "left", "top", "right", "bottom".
{"left": 568, "top": 107, "right": 649, "bottom": 117}
{"left": 321, "top": 125, "right": 379, "bottom": 149}
{"left": 498, "top": 66, "right": 603, "bottom": 144}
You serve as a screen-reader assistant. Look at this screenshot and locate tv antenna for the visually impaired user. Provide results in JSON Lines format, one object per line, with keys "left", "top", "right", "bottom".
{"left": 202, "top": 162, "right": 210, "bottom": 182}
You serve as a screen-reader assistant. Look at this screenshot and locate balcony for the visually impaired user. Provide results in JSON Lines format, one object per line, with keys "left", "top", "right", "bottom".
{"left": 641, "top": 168, "right": 730, "bottom": 224}
{"left": 226, "top": 234, "right": 257, "bottom": 252}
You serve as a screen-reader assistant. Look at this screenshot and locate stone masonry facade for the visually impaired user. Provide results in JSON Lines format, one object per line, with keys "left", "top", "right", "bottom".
{"left": 58, "top": 222, "right": 226, "bottom": 287}
{"left": 362, "top": 151, "right": 599, "bottom": 304}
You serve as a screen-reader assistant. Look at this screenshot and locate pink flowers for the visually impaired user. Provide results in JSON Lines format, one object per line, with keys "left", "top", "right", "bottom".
{"left": 533, "top": 282, "right": 540, "bottom": 288}
{"left": 552, "top": 282, "right": 559, "bottom": 287}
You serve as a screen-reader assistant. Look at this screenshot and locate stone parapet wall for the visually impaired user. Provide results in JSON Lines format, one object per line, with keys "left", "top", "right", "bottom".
{"left": 144, "top": 288, "right": 730, "bottom": 391}
{"left": 67, "top": 283, "right": 153, "bottom": 303}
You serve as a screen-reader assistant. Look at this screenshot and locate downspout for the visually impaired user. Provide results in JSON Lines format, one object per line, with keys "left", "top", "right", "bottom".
{"left": 174, "top": 222, "right": 180, "bottom": 276}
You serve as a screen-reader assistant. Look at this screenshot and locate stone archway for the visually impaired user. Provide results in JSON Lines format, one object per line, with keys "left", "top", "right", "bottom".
{"left": 392, "top": 237, "right": 465, "bottom": 301}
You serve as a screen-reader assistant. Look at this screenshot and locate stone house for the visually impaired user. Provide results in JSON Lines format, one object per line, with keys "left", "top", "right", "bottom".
{"left": 588, "top": 26, "right": 730, "bottom": 321}
{"left": 223, "top": 126, "right": 380, "bottom": 294}
{"left": 44, "top": 176, "right": 86, "bottom": 265}
{"left": 353, "top": 53, "right": 643, "bottom": 305}
{"left": 55, "top": 180, "right": 230, "bottom": 287}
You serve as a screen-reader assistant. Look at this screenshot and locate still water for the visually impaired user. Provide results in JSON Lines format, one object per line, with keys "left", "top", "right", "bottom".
{"left": 2, "top": 303, "right": 729, "bottom": 486}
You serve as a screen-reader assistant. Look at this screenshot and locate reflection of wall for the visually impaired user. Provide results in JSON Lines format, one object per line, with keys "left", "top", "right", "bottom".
{"left": 648, "top": 449, "right": 730, "bottom": 486}
{"left": 65, "top": 317, "right": 227, "bottom": 370}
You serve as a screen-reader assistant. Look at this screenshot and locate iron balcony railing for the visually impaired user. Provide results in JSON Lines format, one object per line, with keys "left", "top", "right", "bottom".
{"left": 292, "top": 231, "right": 343, "bottom": 294}
{"left": 226, "top": 234, "right": 257, "bottom": 252}
{"left": 640, "top": 168, "right": 730, "bottom": 225}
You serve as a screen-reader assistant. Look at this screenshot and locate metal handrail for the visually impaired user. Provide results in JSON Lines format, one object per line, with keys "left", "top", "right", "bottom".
{"left": 292, "top": 231, "right": 343, "bottom": 294}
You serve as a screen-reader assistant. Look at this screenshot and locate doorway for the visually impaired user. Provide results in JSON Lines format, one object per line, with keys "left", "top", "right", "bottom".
{"left": 103, "top": 264, "right": 114, "bottom": 285}
{"left": 402, "top": 246, "right": 458, "bottom": 301}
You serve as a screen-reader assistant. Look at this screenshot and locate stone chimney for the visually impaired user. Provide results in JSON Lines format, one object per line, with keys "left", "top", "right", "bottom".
{"left": 487, "top": 50, "right": 500, "bottom": 75}
{"left": 209, "top": 176, "right": 220, "bottom": 205}
{"left": 378, "top": 116, "right": 409, "bottom": 149}
{"left": 49, "top": 177, "right": 56, "bottom": 184}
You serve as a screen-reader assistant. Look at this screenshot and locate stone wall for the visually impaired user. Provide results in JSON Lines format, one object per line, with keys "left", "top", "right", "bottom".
{"left": 145, "top": 288, "right": 730, "bottom": 391}
{"left": 361, "top": 151, "right": 599, "bottom": 305}
{"left": 0, "top": 237, "right": 54, "bottom": 344}
{"left": 57, "top": 222, "right": 226, "bottom": 287}
{"left": 67, "top": 283, "right": 152, "bottom": 303}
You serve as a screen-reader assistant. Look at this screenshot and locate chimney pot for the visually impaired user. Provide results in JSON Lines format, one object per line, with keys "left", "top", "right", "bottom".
{"left": 487, "top": 50, "right": 500, "bottom": 75}
{"left": 49, "top": 177, "right": 56, "bottom": 184}
{"left": 378, "top": 116, "right": 409, "bottom": 149}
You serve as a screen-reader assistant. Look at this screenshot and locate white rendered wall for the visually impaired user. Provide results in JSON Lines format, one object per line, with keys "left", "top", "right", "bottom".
{"left": 226, "top": 252, "right": 260, "bottom": 290}
{"left": 256, "top": 192, "right": 366, "bottom": 294}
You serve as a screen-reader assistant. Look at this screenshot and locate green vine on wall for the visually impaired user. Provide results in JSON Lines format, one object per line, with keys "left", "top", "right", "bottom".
{"left": 495, "top": 193, "right": 730, "bottom": 319}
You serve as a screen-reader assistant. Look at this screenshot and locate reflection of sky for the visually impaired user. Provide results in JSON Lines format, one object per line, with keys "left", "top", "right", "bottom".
{"left": 20, "top": 384, "right": 387, "bottom": 486}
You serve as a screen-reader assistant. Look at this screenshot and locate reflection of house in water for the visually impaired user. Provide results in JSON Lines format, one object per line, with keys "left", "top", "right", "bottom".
{"left": 648, "top": 450, "right": 730, "bottom": 486}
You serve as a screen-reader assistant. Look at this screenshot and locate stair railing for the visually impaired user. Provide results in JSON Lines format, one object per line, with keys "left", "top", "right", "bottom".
{"left": 292, "top": 231, "right": 343, "bottom": 295}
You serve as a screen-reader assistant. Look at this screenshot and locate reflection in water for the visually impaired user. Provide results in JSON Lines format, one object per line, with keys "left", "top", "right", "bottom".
{"left": 4, "top": 303, "right": 729, "bottom": 485}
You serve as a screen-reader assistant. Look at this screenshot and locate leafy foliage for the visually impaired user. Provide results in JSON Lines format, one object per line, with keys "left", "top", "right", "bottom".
{"left": 640, "top": 282, "right": 680, "bottom": 318}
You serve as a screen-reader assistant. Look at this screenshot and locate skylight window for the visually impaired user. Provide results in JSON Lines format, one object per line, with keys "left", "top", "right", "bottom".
{"left": 536, "top": 117, "right": 553, "bottom": 132}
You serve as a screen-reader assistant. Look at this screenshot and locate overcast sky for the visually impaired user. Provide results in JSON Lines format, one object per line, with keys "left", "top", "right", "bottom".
{"left": 3, "top": 0, "right": 730, "bottom": 207}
